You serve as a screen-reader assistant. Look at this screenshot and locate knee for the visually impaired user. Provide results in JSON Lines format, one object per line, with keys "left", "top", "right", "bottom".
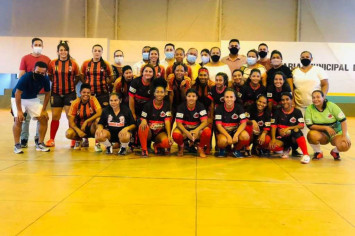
{"left": 66, "top": 129, "right": 75, "bottom": 140}
{"left": 217, "top": 136, "right": 227, "bottom": 148}
{"left": 307, "top": 131, "right": 319, "bottom": 144}
{"left": 239, "top": 131, "right": 250, "bottom": 141}
{"left": 337, "top": 140, "right": 350, "bottom": 152}
{"left": 159, "top": 138, "right": 170, "bottom": 149}
{"left": 120, "top": 133, "right": 131, "bottom": 143}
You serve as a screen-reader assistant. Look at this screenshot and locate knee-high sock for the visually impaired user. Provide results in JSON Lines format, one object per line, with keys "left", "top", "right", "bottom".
{"left": 199, "top": 128, "right": 212, "bottom": 148}
{"left": 261, "top": 135, "right": 271, "bottom": 149}
{"left": 172, "top": 132, "right": 184, "bottom": 146}
{"left": 296, "top": 136, "right": 309, "bottom": 155}
{"left": 138, "top": 127, "right": 149, "bottom": 151}
{"left": 50, "top": 120, "right": 60, "bottom": 140}
{"left": 156, "top": 138, "right": 170, "bottom": 149}
{"left": 235, "top": 139, "right": 250, "bottom": 150}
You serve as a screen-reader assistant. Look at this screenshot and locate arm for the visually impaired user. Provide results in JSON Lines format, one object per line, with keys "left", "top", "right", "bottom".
{"left": 18, "top": 70, "right": 25, "bottom": 79}
{"left": 168, "top": 91, "right": 174, "bottom": 111}
{"left": 129, "top": 96, "right": 136, "bottom": 120}
{"left": 165, "top": 119, "right": 173, "bottom": 144}
{"left": 321, "top": 79, "right": 329, "bottom": 96}
{"left": 233, "top": 121, "right": 247, "bottom": 142}
{"left": 176, "top": 122, "right": 193, "bottom": 141}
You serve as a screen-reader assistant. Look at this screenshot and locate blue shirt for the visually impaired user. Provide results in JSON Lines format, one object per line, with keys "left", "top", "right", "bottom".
{"left": 11, "top": 72, "right": 50, "bottom": 99}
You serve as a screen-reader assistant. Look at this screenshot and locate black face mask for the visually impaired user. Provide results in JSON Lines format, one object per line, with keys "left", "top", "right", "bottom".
{"left": 33, "top": 73, "right": 45, "bottom": 80}
{"left": 258, "top": 51, "right": 267, "bottom": 58}
{"left": 211, "top": 55, "right": 220, "bottom": 63}
{"left": 301, "top": 58, "right": 311, "bottom": 67}
{"left": 229, "top": 47, "right": 239, "bottom": 55}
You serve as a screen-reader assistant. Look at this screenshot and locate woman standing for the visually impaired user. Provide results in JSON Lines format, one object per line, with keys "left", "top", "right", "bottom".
{"left": 241, "top": 49, "right": 267, "bottom": 86}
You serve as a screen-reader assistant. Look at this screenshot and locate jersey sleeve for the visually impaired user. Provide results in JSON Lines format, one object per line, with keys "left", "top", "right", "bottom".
{"left": 304, "top": 105, "right": 314, "bottom": 128}
{"left": 47, "top": 60, "right": 55, "bottom": 76}
{"left": 214, "top": 106, "right": 223, "bottom": 125}
{"left": 284, "top": 66, "right": 293, "bottom": 79}
{"left": 271, "top": 110, "right": 279, "bottom": 128}
{"left": 69, "top": 99, "right": 79, "bottom": 117}
{"left": 164, "top": 102, "right": 172, "bottom": 120}
{"left": 266, "top": 86, "right": 274, "bottom": 101}
{"left": 128, "top": 78, "right": 138, "bottom": 97}
{"left": 294, "top": 108, "right": 305, "bottom": 127}
{"left": 140, "top": 102, "right": 150, "bottom": 120}
{"left": 16, "top": 75, "right": 28, "bottom": 92}
{"left": 329, "top": 102, "right": 346, "bottom": 122}
{"left": 19, "top": 56, "right": 26, "bottom": 70}
{"left": 175, "top": 104, "right": 185, "bottom": 123}
{"left": 72, "top": 60, "right": 80, "bottom": 76}
{"left": 236, "top": 105, "right": 247, "bottom": 123}
{"left": 198, "top": 103, "right": 208, "bottom": 121}
{"left": 91, "top": 96, "right": 102, "bottom": 112}
{"left": 80, "top": 61, "right": 88, "bottom": 75}
{"left": 98, "top": 108, "right": 108, "bottom": 126}
{"left": 167, "top": 74, "right": 174, "bottom": 92}
{"left": 105, "top": 61, "right": 114, "bottom": 77}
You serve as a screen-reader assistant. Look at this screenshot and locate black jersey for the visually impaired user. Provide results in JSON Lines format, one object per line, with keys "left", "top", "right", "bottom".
{"left": 230, "top": 83, "right": 243, "bottom": 99}
{"left": 176, "top": 101, "right": 207, "bottom": 130}
{"left": 271, "top": 107, "right": 304, "bottom": 130}
{"left": 246, "top": 107, "right": 271, "bottom": 132}
{"left": 141, "top": 100, "right": 171, "bottom": 135}
{"left": 129, "top": 77, "right": 153, "bottom": 116}
{"left": 193, "top": 84, "right": 213, "bottom": 111}
{"left": 210, "top": 85, "right": 227, "bottom": 107}
{"left": 240, "top": 82, "right": 266, "bottom": 105}
{"left": 98, "top": 105, "right": 135, "bottom": 132}
{"left": 266, "top": 84, "right": 291, "bottom": 106}
{"left": 266, "top": 65, "right": 292, "bottom": 87}
{"left": 215, "top": 103, "right": 246, "bottom": 133}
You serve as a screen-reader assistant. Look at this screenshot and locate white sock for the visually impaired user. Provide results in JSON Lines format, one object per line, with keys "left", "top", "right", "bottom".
{"left": 100, "top": 139, "right": 111, "bottom": 147}
{"left": 310, "top": 143, "right": 321, "bottom": 153}
{"left": 332, "top": 147, "right": 339, "bottom": 153}
{"left": 121, "top": 142, "right": 129, "bottom": 148}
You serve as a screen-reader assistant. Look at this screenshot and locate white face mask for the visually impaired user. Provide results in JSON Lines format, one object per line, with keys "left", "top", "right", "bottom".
{"left": 115, "top": 57, "right": 124, "bottom": 64}
{"left": 201, "top": 55, "right": 210, "bottom": 64}
{"left": 247, "top": 57, "right": 257, "bottom": 66}
{"left": 33, "top": 46, "right": 43, "bottom": 54}
{"left": 271, "top": 58, "right": 282, "bottom": 66}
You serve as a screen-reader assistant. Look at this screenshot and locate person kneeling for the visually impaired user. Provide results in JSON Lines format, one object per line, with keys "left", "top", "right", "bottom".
{"left": 305, "top": 90, "right": 351, "bottom": 161}
{"left": 66, "top": 83, "right": 102, "bottom": 150}
{"left": 172, "top": 89, "right": 211, "bottom": 157}
{"left": 95, "top": 93, "right": 136, "bottom": 155}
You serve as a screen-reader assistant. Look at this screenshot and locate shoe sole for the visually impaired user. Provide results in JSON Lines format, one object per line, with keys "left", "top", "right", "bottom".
{"left": 36, "top": 149, "right": 50, "bottom": 152}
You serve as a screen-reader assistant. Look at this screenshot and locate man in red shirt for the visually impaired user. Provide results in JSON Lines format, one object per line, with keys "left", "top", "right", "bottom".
{"left": 18, "top": 38, "right": 51, "bottom": 148}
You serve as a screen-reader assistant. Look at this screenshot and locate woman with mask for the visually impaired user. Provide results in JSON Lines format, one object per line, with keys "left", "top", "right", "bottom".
{"left": 241, "top": 49, "right": 267, "bottom": 86}
{"left": 141, "top": 47, "right": 165, "bottom": 79}
{"left": 113, "top": 65, "right": 135, "bottom": 106}
{"left": 199, "top": 49, "right": 210, "bottom": 67}
{"left": 186, "top": 48, "right": 201, "bottom": 84}
{"left": 266, "top": 50, "right": 294, "bottom": 93}
{"left": 305, "top": 90, "right": 351, "bottom": 160}
{"left": 45, "top": 41, "right": 80, "bottom": 147}
{"left": 204, "top": 47, "right": 231, "bottom": 82}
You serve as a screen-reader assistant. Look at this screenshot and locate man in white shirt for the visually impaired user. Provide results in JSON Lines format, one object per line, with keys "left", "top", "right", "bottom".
{"left": 132, "top": 46, "right": 150, "bottom": 76}
{"left": 160, "top": 43, "right": 175, "bottom": 69}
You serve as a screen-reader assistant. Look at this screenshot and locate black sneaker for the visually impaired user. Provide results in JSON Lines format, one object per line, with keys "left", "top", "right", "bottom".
{"left": 312, "top": 152, "right": 323, "bottom": 160}
{"left": 291, "top": 149, "right": 302, "bottom": 157}
{"left": 34, "top": 136, "right": 39, "bottom": 146}
{"left": 106, "top": 146, "right": 113, "bottom": 154}
{"left": 118, "top": 147, "right": 127, "bottom": 155}
{"left": 20, "top": 139, "right": 28, "bottom": 148}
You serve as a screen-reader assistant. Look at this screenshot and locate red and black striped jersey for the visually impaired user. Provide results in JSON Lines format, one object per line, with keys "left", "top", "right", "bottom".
{"left": 48, "top": 59, "right": 79, "bottom": 95}
{"left": 69, "top": 96, "right": 101, "bottom": 126}
{"left": 215, "top": 103, "right": 246, "bottom": 132}
{"left": 176, "top": 101, "right": 207, "bottom": 130}
{"left": 81, "top": 59, "right": 113, "bottom": 95}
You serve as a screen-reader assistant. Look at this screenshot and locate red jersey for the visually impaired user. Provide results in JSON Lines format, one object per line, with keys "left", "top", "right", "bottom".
{"left": 81, "top": 59, "right": 113, "bottom": 95}
{"left": 19, "top": 54, "right": 51, "bottom": 72}
{"left": 48, "top": 59, "right": 79, "bottom": 95}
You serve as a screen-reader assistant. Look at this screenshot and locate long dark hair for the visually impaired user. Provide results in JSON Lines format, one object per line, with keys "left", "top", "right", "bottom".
{"left": 194, "top": 67, "right": 210, "bottom": 98}
{"left": 245, "top": 68, "right": 262, "bottom": 85}
{"left": 312, "top": 90, "right": 328, "bottom": 110}
{"left": 215, "top": 72, "right": 229, "bottom": 86}
{"left": 249, "top": 94, "right": 269, "bottom": 116}
{"left": 273, "top": 71, "right": 291, "bottom": 91}
{"left": 57, "top": 40, "right": 71, "bottom": 60}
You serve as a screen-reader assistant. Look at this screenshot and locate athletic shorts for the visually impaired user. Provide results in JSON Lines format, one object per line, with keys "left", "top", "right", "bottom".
{"left": 11, "top": 97, "right": 42, "bottom": 119}
{"left": 106, "top": 128, "right": 132, "bottom": 143}
{"left": 51, "top": 92, "right": 77, "bottom": 107}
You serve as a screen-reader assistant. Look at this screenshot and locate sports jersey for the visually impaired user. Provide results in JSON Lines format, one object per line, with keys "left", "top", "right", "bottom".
{"left": 48, "top": 59, "right": 79, "bottom": 95}
{"left": 229, "top": 82, "right": 243, "bottom": 99}
{"left": 167, "top": 74, "right": 191, "bottom": 107}
{"left": 215, "top": 103, "right": 246, "bottom": 133}
{"left": 141, "top": 100, "right": 171, "bottom": 135}
{"left": 266, "top": 84, "right": 291, "bottom": 106}
{"left": 246, "top": 107, "right": 271, "bottom": 132}
{"left": 69, "top": 96, "right": 101, "bottom": 126}
{"left": 98, "top": 105, "right": 134, "bottom": 133}
{"left": 271, "top": 107, "right": 304, "bottom": 130}
{"left": 305, "top": 101, "right": 346, "bottom": 133}
{"left": 113, "top": 76, "right": 133, "bottom": 105}
{"left": 240, "top": 82, "right": 266, "bottom": 105}
{"left": 81, "top": 59, "right": 113, "bottom": 95}
{"left": 266, "top": 65, "right": 293, "bottom": 87}
{"left": 210, "top": 85, "right": 227, "bottom": 107}
{"left": 192, "top": 84, "right": 213, "bottom": 111}
{"left": 129, "top": 77, "right": 153, "bottom": 117}
{"left": 176, "top": 101, "right": 207, "bottom": 130}
{"left": 11, "top": 72, "right": 50, "bottom": 99}
{"left": 112, "top": 65, "right": 122, "bottom": 80}
{"left": 140, "top": 64, "right": 166, "bottom": 79}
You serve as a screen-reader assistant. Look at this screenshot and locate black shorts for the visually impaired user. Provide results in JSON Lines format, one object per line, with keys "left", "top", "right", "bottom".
{"left": 83, "top": 125, "right": 95, "bottom": 138}
{"left": 95, "top": 93, "right": 110, "bottom": 108}
{"left": 106, "top": 128, "right": 132, "bottom": 143}
{"left": 51, "top": 92, "right": 77, "bottom": 107}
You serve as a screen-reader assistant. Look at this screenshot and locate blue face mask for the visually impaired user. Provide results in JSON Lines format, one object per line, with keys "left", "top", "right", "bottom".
{"left": 247, "top": 57, "right": 257, "bottom": 66}
{"left": 165, "top": 51, "right": 174, "bottom": 60}
{"left": 187, "top": 54, "right": 197, "bottom": 64}
{"left": 201, "top": 55, "right": 210, "bottom": 64}
{"left": 142, "top": 52, "right": 149, "bottom": 61}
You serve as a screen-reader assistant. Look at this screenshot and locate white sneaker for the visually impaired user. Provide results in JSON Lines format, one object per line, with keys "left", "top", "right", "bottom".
{"left": 281, "top": 148, "right": 290, "bottom": 159}
{"left": 14, "top": 143, "right": 24, "bottom": 154}
{"left": 300, "top": 155, "right": 310, "bottom": 164}
{"left": 36, "top": 143, "right": 50, "bottom": 152}
{"left": 95, "top": 143, "right": 102, "bottom": 152}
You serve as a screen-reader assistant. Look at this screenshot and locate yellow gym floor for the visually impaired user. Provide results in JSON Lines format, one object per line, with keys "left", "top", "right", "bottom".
{"left": 0, "top": 110, "right": 354, "bottom": 236}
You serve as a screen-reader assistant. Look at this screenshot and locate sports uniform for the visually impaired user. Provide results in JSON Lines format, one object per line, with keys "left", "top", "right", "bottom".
{"left": 210, "top": 85, "right": 227, "bottom": 108}
{"left": 128, "top": 77, "right": 153, "bottom": 119}
{"left": 240, "top": 82, "right": 266, "bottom": 109}
{"left": 215, "top": 103, "right": 247, "bottom": 136}
{"left": 113, "top": 76, "right": 133, "bottom": 106}
{"left": 266, "top": 84, "right": 291, "bottom": 110}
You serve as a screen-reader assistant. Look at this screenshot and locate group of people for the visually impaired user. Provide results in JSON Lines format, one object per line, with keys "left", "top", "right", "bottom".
{"left": 11, "top": 38, "right": 351, "bottom": 164}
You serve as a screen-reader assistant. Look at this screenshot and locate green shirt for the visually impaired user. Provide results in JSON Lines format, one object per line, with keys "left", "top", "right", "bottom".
{"left": 305, "top": 101, "right": 346, "bottom": 132}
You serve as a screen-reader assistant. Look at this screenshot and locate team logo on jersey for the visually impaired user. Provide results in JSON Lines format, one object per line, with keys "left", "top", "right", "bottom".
{"left": 220, "top": 97, "right": 225, "bottom": 102}
{"left": 328, "top": 114, "right": 333, "bottom": 119}
{"left": 68, "top": 66, "right": 72, "bottom": 72}
{"left": 290, "top": 117, "right": 296, "bottom": 123}
{"left": 160, "top": 111, "right": 166, "bottom": 117}
{"left": 108, "top": 114, "right": 113, "bottom": 122}
{"left": 258, "top": 120, "right": 264, "bottom": 126}
{"left": 215, "top": 115, "right": 222, "bottom": 120}
{"left": 119, "top": 116, "right": 125, "bottom": 124}
{"left": 141, "top": 111, "right": 147, "bottom": 118}
{"left": 231, "top": 113, "right": 238, "bottom": 119}
{"left": 298, "top": 118, "right": 304, "bottom": 123}
{"left": 193, "top": 112, "right": 199, "bottom": 118}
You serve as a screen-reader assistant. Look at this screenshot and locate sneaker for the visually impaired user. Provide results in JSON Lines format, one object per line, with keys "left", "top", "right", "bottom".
{"left": 300, "top": 155, "right": 310, "bottom": 164}
{"left": 312, "top": 152, "right": 324, "bottom": 160}
{"left": 70, "top": 140, "right": 76, "bottom": 148}
{"left": 244, "top": 149, "right": 251, "bottom": 157}
{"left": 74, "top": 140, "right": 82, "bottom": 150}
{"left": 330, "top": 150, "right": 341, "bottom": 161}
{"left": 197, "top": 146, "right": 206, "bottom": 158}
{"left": 292, "top": 149, "right": 303, "bottom": 157}
{"left": 177, "top": 145, "right": 184, "bottom": 157}
{"left": 82, "top": 138, "right": 89, "bottom": 147}
{"left": 217, "top": 149, "right": 226, "bottom": 157}
{"left": 232, "top": 150, "right": 243, "bottom": 158}
{"left": 20, "top": 139, "right": 28, "bottom": 148}
{"left": 188, "top": 145, "right": 197, "bottom": 153}
{"left": 281, "top": 149, "right": 290, "bottom": 159}
{"left": 45, "top": 139, "right": 55, "bottom": 147}
{"left": 118, "top": 147, "right": 127, "bottom": 155}
{"left": 141, "top": 150, "right": 148, "bottom": 158}
{"left": 95, "top": 143, "right": 102, "bottom": 152}
{"left": 14, "top": 143, "right": 23, "bottom": 154}
{"left": 36, "top": 143, "right": 50, "bottom": 152}
{"left": 34, "top": 136, "right": 39, "bottom": 146}
{"left": 106, "top": 146, "right": 113, "bottom": 154}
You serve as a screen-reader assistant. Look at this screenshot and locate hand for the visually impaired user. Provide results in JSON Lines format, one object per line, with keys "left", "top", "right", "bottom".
{"left": 279, "top": 128, "right": 290, "bottom": 137}
{"left": 95, "top": 128, "right": 104, "bottom": 138}
{"left": 232, "top": 133, "right": 239, "bottom": 143}
{"left": 77, "top": 130, "right": 87, "bottom": 138}
{"left": 40, "top": 110, "right": 49, "bottom": 120}
{"left": 186, "top": 132, "right": 194, "bottom": 142}
{"left": 343, "top": 135, "right": 351, "bottom": 147}
{"left": 258, "top": 133, "right": 266, "bottom": 145}
{"left": 252, "top": 120, "right": 260, "bottom": 134}
{"left": 227, "top": 135, "right": 233, "bottom": 145}
{"left": 326, "top": 126, "right": 336, "bottom": 137}
{"left": 80, "top": 121, "right": 88, "bottom": 132}
{"left": 180, "top": 80, "right": 186, "bottom": 88}
{"left": 269, "top": 139, "right": 277, "bottom": 150}
{"left": 140, "top": 119, "right": 148, "bottom": 131}
{"left": 168, "top": 136, "right": 174, "bottom": 146}
{"left": 190, "top": 129, "right": 199, "bottom": 138}
{"left": 17, "top": 111, "right": 25, "bottom": 123}
{"left": 119, "top": 127, "right": 129, "bottom": 139}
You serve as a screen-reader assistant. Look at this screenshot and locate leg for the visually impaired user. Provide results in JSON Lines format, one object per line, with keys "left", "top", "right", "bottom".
{"left": 20, "top": 113, "right": 31, "bottom": 145}
{"left": 332, "top": 135, "right": 351, "bottom": 152}
{"left": 13, "top": 119, "right": 22, "bottom": 145}
{"left": 66, "top": 128, "right": 80, "bottom": 140}
{"left": 118, "top": 130, "right": 132, "bottom": 155}
{"left": 172, "top": 128, "right": 186, "bottom": 156}
{"left": 197, "top": 127, "right": 212, "bottom": 157}
{"left": 234, "top": 130, "right": 250, "bottom": 150}
{"left": 47, "top": 107, "right": 63, "bottom": 146}
{"left": 138, "top": 125, "right": 152, "bottom": 152}
{"left": 37, "top": 116, "right": 48, "bottom": 144}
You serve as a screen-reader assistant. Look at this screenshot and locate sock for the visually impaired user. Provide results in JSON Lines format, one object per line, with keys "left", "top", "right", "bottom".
{"left": 332, "top": 147, "right": 339, "bottom": 153}
{"left": 296, "top": 136, "right": 309, "bottom": 155}
{"left": 138, "top": 127, "right": 149, "bottom": 151}
{"left": 50, "top": 120, "right": 60, "bottom": 140}
{"left": 244, "top": 124, "right": 253, "bottom": 138}
{"left": 235, "top": 139, "right": 250, "bottom": 150}
{"left": 261, "top": 135, "right": 271, "bottom": 149}
{"left": 172, "top": 132, "right": 184, "bottom": 146}
{"left": 310, "top": 143, "right": 321, "bottom": 153}
{"left": 121, "top": 142, "right": 129, "bottom": 148}
{"left": 156, "top": 138, "right": 170, "bottom": 149}
{"left": 271, "top": 145, "right": 283, "bottom": 152}
{"left": 199, "top": 128, "right": 212, "bottom": 148}
{"left": 100, "top": 139, "right": 111, "bottom": 147}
